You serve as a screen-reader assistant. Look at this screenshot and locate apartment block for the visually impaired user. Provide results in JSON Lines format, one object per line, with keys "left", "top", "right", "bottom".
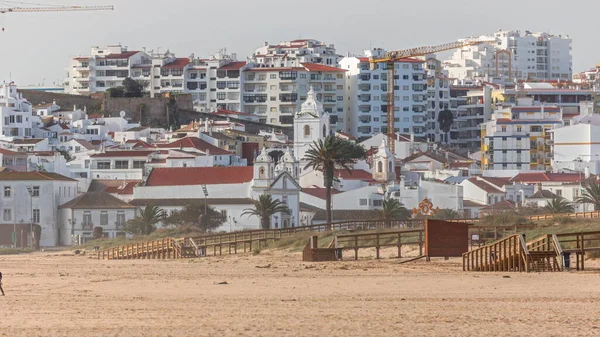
{"left": 424, "top": 56, "right": 451, "bottom": 143}
{"left": 449, "top": 85, "right": 493, "bottom": 150}
{"left": 252, "top": 39, "right": 339, "bottom": 67}
{"left": 481, "top": 104, "right": 563, "bottom": 171}
{"left": 0, "top": 83, "right": 33, "bottom": 139}
{"left": 242, "top": 63, "right": 346, "bottom": 130}
{"left": 444, "top": 30, "right": 572, "bottom": 81}
{"left": 339, "top": 49, "right": 427, "bottom": 140}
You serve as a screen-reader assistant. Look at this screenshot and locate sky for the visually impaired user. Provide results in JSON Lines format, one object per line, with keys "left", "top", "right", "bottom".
{"left": 1, "top": 0, "right": 600, "bottom": 86}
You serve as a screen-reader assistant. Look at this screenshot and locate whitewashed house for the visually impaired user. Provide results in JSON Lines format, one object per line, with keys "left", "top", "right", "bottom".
{"left": 58, "top": 192, "right": 137, "bottom": 245}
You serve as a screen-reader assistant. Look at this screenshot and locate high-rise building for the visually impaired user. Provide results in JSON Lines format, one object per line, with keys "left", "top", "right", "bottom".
{"left": 424, "top": 55, "right": 451, "bottom": 143}
{"left": 481, "top": 103, "right": 563, "bottom": 171}
{"left": 251, "top": 39, "right": 339, "bottom": 67}
{"left": 339, "top": 49, "right": 427, "bottom": 141}
{"left": 0, "top": 83, "right": 33, "bottom": 139}
{"left": 444, "top": 30, "right": 572, "bottom": 82}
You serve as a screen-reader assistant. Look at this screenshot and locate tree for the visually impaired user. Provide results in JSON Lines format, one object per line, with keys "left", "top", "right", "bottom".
{"left": 377, "top": 198, "right": 410, "bottom": 228}
{"left": 164, "top": 201, "right": 226, "bottom": 232}
{"left": 92, "top": 226, "right": 104, "bottom": 239}
{"left": 107, "top": 86, "right": 125, "bottom": 98}
{"left": 122, "top": 77, "right": 144, "bottom": 98}
{"left": 545, "top": 197, "right": 575, "bottom": 214}
{"left": 437, "top": 109, "right": 454, "bottom": 143}
{"left": 242, "top": 194, "right": 290, "bottom": 230}
{"left": 430, "top": 208, "right": 462, "bottom": 220}
{"left": 124, "top": 204, "right": 165, "bottom": 236}
{"left": 576, "top": 181, "right": 600, "bottom": 210}
{"left": 304, "top": 135, "right": 367, "bottom": 225}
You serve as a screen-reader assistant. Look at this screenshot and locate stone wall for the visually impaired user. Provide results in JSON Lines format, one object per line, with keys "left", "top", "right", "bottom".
{"left": 18, "top": 90, "right": 102, "bottom": 111}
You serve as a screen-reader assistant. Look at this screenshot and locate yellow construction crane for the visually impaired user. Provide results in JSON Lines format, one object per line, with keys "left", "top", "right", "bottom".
{"left": 0, "top": 1, "right": 113, "bottom": 30}
{"left": 369, "top": 38, "right": 495, "bottom": 152}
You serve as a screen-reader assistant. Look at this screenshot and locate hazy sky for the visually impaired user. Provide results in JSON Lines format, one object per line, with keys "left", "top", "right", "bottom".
{"left": 1, "top": 0, "right": 599, "bottom": 86}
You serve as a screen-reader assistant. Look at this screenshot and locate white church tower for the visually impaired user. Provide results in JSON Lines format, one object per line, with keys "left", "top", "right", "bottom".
{"left": 372, "top": 138, "right": 396, "bottom": 183}
{"left": 252, "top": 147, "right": 275, "bottom": 188}
{"left": 293, "top": 87, "right": 330, "bottom": 164}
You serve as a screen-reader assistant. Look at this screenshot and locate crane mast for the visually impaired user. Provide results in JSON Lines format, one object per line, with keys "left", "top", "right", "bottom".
{"left": 0, "top": 5, "right": 114, "bottom": 13}
{"left": 369, "top": 38, "right": 495, "bottom": 152}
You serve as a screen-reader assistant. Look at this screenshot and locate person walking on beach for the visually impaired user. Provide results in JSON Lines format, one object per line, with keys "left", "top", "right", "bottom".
{"left": 0, "top": 272, "right": 4, "bottom": 296}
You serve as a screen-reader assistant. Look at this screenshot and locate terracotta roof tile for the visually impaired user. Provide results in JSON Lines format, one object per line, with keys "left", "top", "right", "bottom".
{"left": 218, "top": 61, "right": 247, "bottom": 70}
{"left": 466, "top": 178, "right": 504, "bottom": 194}
{"left": 130, "top": 198, "right": 253, "bottom": 206}
{"left": 91, "top": 150, "right": 154, "bottom": 158}
{"left": 510, "top": 172, "right": 584, "bottom": 183}
{"left": 302, "top": 187, "right": 341, "bottom": 200}
{"left": 0, "top": 172, "right": 76, "bottom": 182}
{"left": 156, "top": 137, "right": 231, "bottom": 155}
{"left": 59, "top": 192, "right": 137, "bottom": 209}
{"left": 145, "top": 167, "right": 254, "bottom": 186}
{"left": 162, "top": 58, "right": 190, "bottom": 69}
{"left": 301, "top": 63, "right": 346, "bottom": 73}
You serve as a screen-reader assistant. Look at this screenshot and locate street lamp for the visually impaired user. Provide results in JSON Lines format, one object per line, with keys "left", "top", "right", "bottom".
{"left": 274, "top": 215, "right": 279, "bottom": 229}
{"left": 26, "top": 186, "right": 33, "bottom": 249}
{"left": 201, "top": 184, "right": 208, "bottom": 226}
{"left": 291, "top": 215, "right": 295, "bottom": 228}
{"left": 68, "top": 217, "right": 77, "bottom": 246}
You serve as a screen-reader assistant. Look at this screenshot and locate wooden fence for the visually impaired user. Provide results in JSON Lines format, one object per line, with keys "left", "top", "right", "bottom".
{"left": 335, "top": 229, "right": 425, "bottom": 260}
{"left": 98, "top": 238, "right": 182, "bottom": 260}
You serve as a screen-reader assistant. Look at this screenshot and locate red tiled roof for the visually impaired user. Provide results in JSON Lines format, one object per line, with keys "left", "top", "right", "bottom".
{"left": 104, "top": 181, "right": 137, "bottom": 195}
{"left": 449, "top": 161, "right": 471, "bottom": 169}
{"left": 336, "top": 169, "right": 372, "bottom": 181}
{"left": 31, "top": 151, "right": 57, "bottom": 157}
{"left": 510, "top": 172, "right": 584, "bottom": 183}
{"left": 302, "top": 187, "right": 341, "bottom": 200}
{"left": 156, "top": 137, "right": 231, "bottom": 155}
{"left": 91, "top": 150, "right": 154, "bottom": 158}
{"left": 59, "top": 124, "right": 70, "bottom": 130}
{"left": 145, "top": 167, "right": 254, "bottom": 186}
{"left": 219, "top": 61, "right": 247, "bottom": 70}
{"left": 162, "top": 58, "right": 190, "bottom": 69}
{"left": 126, "top": 140, "right": 156, "bottom": 149}
{"left": 480, "top": 200, "right": 517, "bottom": 211}
{"left": 466, "top": 178, "right": 504, "bottom": 194}
{"left": 301, "top": 63, "right": 346, "bottom": 73}
{"left": 0, "top": 148, "right": 26, "bottom": 156}
{"left": 479, "top": 176, "right": 511, "bottom": 188}
{"left": 463, "top": 200, "right": 487, "bottom": 208}
{"left": 149, "top": 159, "right": 167, "bottom": 164}
{"left": 12, "top": 139, "right": 45, "bottom": 145}
{"left": 103, "top": 51, "right": 140, "bottom": 59}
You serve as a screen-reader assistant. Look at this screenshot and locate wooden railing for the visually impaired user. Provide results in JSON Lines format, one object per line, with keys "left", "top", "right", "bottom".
{"left": 554, "top": 230, "right": 600, "bottom": 270}
{"left": 98, "top": 238, "right": 182, "bottom": 260}
{"left": 335, "top": 229, "right": 425, "bottom": 260}
{"left": 462, "top": 235, "right": 529, "bottom": 272}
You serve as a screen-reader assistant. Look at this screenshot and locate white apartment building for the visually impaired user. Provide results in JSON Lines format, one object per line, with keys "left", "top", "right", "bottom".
{"left": 252, "top": 39, "right": 339, "bottom": 67}
{"left": 481, "top": 104, "right": 563, "bottom": 171}
{"left": 0, "top": 172, "right": 78, "bottom": 247}
{"left": 444, "top": 30, "right": 572, "bottom": 81}
{"left": 450, "top": 85, "right": 493, "bottom": 150}
{"left": 0, "top": 84, "right": 33, "bottom": 139}
{"left": 66, "top": 45, "right": 151, "bottom": 95}
{"left": 243, "top": 63, "right": 346, "bottom": 130}
{"left": 552, "top": 114, "right": 600, "bottom": 174}
{"left": 339, "top": 49, "right": 427, "bottom": 140}
{"left": 424, "top": 56, "right": 451, "bottom": 143}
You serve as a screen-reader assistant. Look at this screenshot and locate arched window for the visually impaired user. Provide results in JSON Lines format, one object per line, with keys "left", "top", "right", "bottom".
{"left": 322, "top": 124, "right": 327, "bottom": 138}
{"left": 304, "top": 125, "right": 310, "bottom": 138}
{"left": 388, "top": 160, "right": 393, "bottom": 173}
{"left": 259, "top": 167, "right": 265, "bottom": 179}
{"left": 378, "top": 161, "right": 383, "bottom": 173}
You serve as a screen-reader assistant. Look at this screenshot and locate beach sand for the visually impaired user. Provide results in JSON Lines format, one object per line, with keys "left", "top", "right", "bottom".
{"left": 1, "top": 247, "right": 600, "bottom": 337}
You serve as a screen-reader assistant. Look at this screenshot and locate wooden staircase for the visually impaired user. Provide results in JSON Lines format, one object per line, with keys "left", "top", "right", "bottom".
{"left": 462, "top": 234, "right": 564, "bottom": 273}
{"left": 98, "top": 238, "right": 183, "bottom": 260}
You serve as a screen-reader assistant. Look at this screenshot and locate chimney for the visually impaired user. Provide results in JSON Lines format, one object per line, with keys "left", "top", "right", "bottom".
{"left": 585, "top": 167, "right": 590, "bottom": 179}
{"left": 209, "top": 120, "right": 213, "bottom": 136}
{"left": 204, "top": 118, "right": 209, "bottom": 133}
{"left": 264, "top": 41, "right": 268, "bottom": 47}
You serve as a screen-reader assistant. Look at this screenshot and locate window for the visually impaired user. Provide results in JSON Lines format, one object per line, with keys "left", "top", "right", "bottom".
{"left": 97, "top": 161, "right": 110, "bottom": 169}
{"left": 323, "top": 124, "right": 327, "bottom": 138}
{"left": 517, "top": 126, "right": 522, "bottom": 132}
{"left": 133, "top": 161, "right": 145, "bottom": 169}
{"left": 270, "top": 74, "right": 276, "bottom": 79}
{"left": 114, "top": 161, "right": 128, "bottom": 169}
{"left": 530, "top": 126, "right": 542, "bottom": 132}
{"left": 303, "top": 125, "right": 310, "bottom": 138}
{"left": 378, "top": 161, "right": 383, "bottom": 173}
{"left": 3, "top": 209, "right": 11, "bottom": 221}
{"left": 32, "top": 186, "right": 40, "bottom": 197}
{"left": 556, "top": 189, "right": 562, "bottom": 197}
{"left": 359, "top": 199, "right": 368, "bottom": 206}
{"left": 501, "top": 126, "right": 507, "bottom": 132}
{"left": 373, "top": 200, "right": 383, "bottom": 207}
{"left": 4, "top": 186, "right": 10, "bottom": 197}
{"left": 216, "top": 81, "right": 227, "bottom": 89}
{"left": 220, "top": 210, "right": 227, "bottom": 218}
{"left": 16, "top": 115, "right": 22, "bottom": 123}
{"left": 299, "top": 73, "right": 306, "bottom": 79}
{"left": 100, "top": 211, "right": 108, "bottom": 226}
{"left": 83, "top": 211, "right": 92, "bottom": 227}
{"left": 217, "top": 92, "right": 227, "bottom": 100}
{"left": 116, "top": 211, "right": 125, "bottom": 228}
{"left": 32, "top": 209, "right": 40, "bottom": 223}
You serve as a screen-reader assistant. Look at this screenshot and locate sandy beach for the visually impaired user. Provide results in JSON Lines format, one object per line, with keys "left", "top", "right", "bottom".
{"left": 1, "top": 247, "right": 600, "bottom": 337}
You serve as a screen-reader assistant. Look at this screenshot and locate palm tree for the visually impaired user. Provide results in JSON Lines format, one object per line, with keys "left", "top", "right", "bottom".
{"left": 437, "top": 109, "right": 454, "bottom": 143}
{"left": 545, "top": 197, "right": 575, "bottom": 214}
{"left": 377, "top": 198, "right": 410, "bottom": 228}
{"left": 576, "top": 181, "right": 600, "bottom": 211}
{"left": 242, "top": 194, "right": 290, "bottom": 230}
{"left": 125, "top": 204, "right": 165, "bottom": 235}
{"left": 304, "top": 135, "right": 367, "bottom": 225}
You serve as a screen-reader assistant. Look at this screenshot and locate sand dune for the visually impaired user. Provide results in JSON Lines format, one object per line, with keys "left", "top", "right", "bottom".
{"left": 1, "top": 248, "right": 600, "bottom": 337}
